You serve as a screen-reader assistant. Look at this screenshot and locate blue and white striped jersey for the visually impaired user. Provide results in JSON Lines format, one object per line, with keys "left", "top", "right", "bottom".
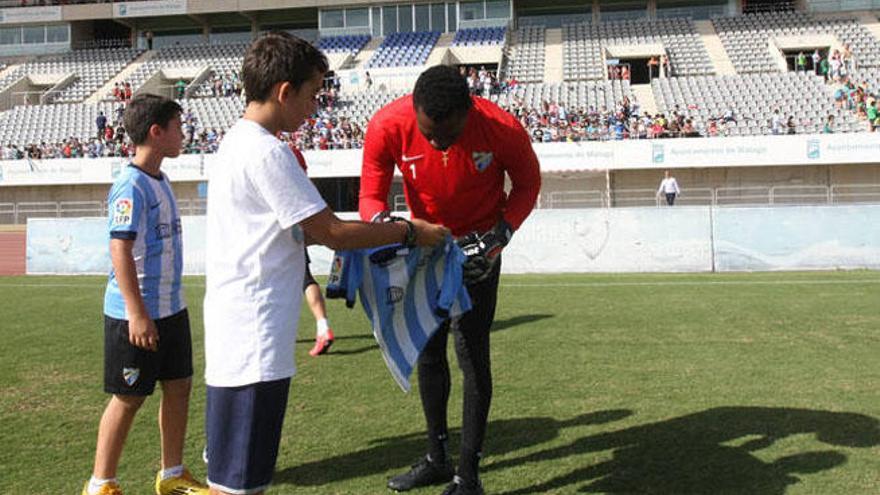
{"left": 327, "top": 238, "right": 472, "bottom": 391}
{"left": 104, "top": 165, "right": 185, "bottom": 320}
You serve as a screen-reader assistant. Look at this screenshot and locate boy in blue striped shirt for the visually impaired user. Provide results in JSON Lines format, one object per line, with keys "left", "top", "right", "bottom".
{"left": 84, "top": 94, "right": 208, "bottom": 495}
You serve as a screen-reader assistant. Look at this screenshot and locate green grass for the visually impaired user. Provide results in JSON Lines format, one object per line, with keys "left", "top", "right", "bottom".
{"left": 1, "top": 272, "right": 879, "bottom": 495}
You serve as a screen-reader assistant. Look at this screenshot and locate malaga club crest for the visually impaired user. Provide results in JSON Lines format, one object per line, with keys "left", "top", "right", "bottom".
{"left": 123, "top": 367, "right": 140, "bottom": 387}
{"left": 386, "top": 286, "right": 404, "bottom": 305}
{"left": 472, "top": 152, "right": 493, "bottom": 172}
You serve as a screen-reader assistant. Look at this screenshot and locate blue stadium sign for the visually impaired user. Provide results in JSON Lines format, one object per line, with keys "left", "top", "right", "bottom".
{"left": 652, "top": 144, "right": 665, "bottom": 164}
{"left": 807, "top": 139, "right": 820, "bottom": 160}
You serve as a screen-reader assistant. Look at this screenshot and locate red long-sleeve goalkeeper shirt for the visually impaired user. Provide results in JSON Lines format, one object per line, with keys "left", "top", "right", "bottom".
{"left": 359, "top": 95, "right": 541, "bottom": 236}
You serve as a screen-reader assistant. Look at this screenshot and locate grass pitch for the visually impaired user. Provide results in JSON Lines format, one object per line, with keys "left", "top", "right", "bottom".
{"left": 0, "top": 271, "right": 878, "bottom": 494}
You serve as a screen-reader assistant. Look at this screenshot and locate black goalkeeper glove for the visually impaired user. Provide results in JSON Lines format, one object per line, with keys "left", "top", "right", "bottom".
{"left": 457, "top": 220, "right": 513, "bottom": 284}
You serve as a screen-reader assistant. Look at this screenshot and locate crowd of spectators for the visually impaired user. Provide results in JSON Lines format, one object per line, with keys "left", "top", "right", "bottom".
{"left": 208, "top": 72, "right": 242, "bottom": 98}
{"left": 796, "top": 46, "right": 855, "bottom": 83}
{"left": 461, "top": 65, "right": 518, "bottom": 98}
{"left": 6, "top": 67, "right": 880, "bottom": 161}
{"left": 500, "top": 97, "right": 732, "bottom": 142}
{"left": 110, "top": 81, "right": 133, "bottom": 102}
{"left": 832, "top": 74, "right": 880, "bottom": 132}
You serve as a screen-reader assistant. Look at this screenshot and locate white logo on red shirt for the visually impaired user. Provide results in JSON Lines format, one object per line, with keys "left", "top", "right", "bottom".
{"left": 402, "top": 153, "right": 424, "bottom": 162}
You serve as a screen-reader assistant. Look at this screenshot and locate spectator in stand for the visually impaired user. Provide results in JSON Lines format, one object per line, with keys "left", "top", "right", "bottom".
{"left": 812, "top": 49, "right": 821, "bottom": 75}
{"left": 770, "top": 109, "right": 783, "bottom": 135}
{"left": 823, "top": 114, "right": 834, "bottom": 133}
{"left": 175, "top": 79, "right": 186, "bottom": 100}
{"left": 843, "top": 44, "right": 854, "bottom": 75}
{"left": 867, "top": 99, "right": 878, "bottom": 131}
{"left": 786, "top": 115, "right": 797, "bottom": 135}
{"left": 833, "top": 80, "right": 848, "bottom": 109}
{"left": 145, "top": 30, "right": 154, "bottom": 50}
{"left": 661, "top": 54, "right": 671, "bottom": 78}
{"left": 647, "top": 56, "right": 659, "bottom": 81}
{"left": 96, "top": 111, "right": 107, "bottom": 139}
{"left": 830, "top": 50, "right": 842, "bottom": 81}
{"left": 365, "top": 71, "right": 372, "bottom": 90}
{"left": 722, "top": 108, "right": 736, "bottom": 124}
{"left": 796, "top": 52, "right": 807, "bottom": 73}
{"left": 819, "top": 55, "right": 830, "bottom": 82}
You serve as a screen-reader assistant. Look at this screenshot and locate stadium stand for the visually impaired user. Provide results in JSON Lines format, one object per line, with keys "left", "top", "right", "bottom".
{"left": 123, "top": 42, "right": 248, "bottom": 99}
{"left": 366, "top": 31, "right": 441, "bottom": 68}
{"left": 0, "top": 48, "right": 141, "bottom": 103}
{"left": 504, "top": 25, "right": 545, "bottom": 82}
{"left": 651, "top": 72, "right": 861, "bottom": 135}
{"left": 453, "top": 27, "right": 507, "bottom": 46}
{"left": 495, "top": 80, "right": 635, "bottom": 113}
{"left": 713, "top": 11, "right": 880, "bottom": 73}
{"left": 5, "top": 6, "right": 880, "bottom": 161}
{"left": 317, "top": 34, "right": 372, "bottom": 54}
{"left": 563, "top": 17, "right": 713, "bottom": 80}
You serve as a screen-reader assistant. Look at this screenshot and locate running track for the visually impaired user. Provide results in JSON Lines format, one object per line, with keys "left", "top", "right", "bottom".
{"left": 0, "top": 230, "right": 26, "bottom": 275}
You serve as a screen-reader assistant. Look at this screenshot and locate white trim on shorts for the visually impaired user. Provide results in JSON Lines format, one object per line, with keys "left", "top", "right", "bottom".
{"left": 207, "top": 480, "right": 271, "bottom": 495}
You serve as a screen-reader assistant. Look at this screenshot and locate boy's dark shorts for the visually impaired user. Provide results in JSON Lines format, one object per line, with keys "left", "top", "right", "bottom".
{"left": 103, "top": 309, "right": 193, "bottom": 396}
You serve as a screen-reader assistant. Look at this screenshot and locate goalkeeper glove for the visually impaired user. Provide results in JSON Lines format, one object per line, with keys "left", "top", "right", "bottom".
{"left": 457, "top": 220, "right": 513, "bottom": 284}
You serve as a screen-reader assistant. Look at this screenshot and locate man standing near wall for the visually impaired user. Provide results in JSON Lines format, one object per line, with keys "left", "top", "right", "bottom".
{"left": 657, "top": 170, "right": 681, "bottom": 206}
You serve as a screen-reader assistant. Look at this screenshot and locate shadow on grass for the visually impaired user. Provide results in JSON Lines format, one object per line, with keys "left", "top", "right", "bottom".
{"left": 491, "top": 314, "right": 554, "bottom": 333}
{"left": 296, "top": 333, "right": 379, "bottom": 356}
{"left": 275, "top": 406, "right": 879, "bottom": 494}
{"left": 296, "top": 313, "right": 552, "bottom": 356}
{"left": 492, "top": 406, "right": 879, "bottom": 495}
{"left": 274, "top": 409, "right": 631, "bottom": 487}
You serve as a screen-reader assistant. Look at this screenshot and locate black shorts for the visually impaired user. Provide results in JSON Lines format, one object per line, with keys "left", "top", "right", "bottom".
{"left": 303, "top": 247, "right": 317, "bottom": 291}
{"left": 103, "top": 309, "right": 194, "bottom": 396}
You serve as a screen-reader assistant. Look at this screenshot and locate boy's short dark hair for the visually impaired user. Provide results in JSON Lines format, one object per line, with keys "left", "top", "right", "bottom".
{"left": 123, "top": 94, "right": 182, "bottom": 145}
{"left": 413, "top": 65, "right": 472, "bottom": 122}
{"left": 241, "top": 32, "right": 328, "bottom": 104}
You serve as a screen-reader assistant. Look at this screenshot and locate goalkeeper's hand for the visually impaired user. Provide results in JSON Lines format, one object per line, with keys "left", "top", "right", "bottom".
{"left": 457, "top": 220, "right": 513, "bottom": 284}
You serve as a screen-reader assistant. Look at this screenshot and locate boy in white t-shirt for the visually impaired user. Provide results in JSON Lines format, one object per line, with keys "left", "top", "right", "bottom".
{"left": 203, "top": 32, "right": 448, "bottom": 495}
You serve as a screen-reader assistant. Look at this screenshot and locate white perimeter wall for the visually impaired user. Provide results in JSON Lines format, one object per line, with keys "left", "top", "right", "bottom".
{"left": 26, "top": 205, "right": 880, "bottom": 275}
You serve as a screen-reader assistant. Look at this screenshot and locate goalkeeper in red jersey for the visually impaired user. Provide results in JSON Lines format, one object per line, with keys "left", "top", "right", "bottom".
{"left": 359, "top": 65, "right": 541, "bottom": 495}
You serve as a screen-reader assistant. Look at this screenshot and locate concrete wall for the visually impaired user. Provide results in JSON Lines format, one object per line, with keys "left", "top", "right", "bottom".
{"left": 611, "top": 164, "right": 880, "bottom": 190}
{"left": 2, "top": 164, "right": 878, "bottom": 208}
{"left": 26, "top": 205, "right": 880, "bottom": 275}
{"left": 0, "top": 182, "right": 200, "bottom": 204}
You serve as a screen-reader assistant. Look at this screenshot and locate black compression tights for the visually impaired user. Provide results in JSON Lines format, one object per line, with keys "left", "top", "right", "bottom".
{"left": 417, "top": 264, "right": 500, "bottom": 485}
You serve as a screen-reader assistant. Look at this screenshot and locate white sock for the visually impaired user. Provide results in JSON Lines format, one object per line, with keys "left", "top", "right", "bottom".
{"left": 160, "top": 465, "right": 184, "bottom": 480}
{"left": 88, "top": 477, "right": 116, "bottom": 495}
{"left": 316, "top": 318, "right": 330, "bottom": 337}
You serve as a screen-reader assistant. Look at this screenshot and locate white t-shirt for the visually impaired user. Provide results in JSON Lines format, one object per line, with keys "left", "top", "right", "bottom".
{"left": 657, "top": 177, "right": 681, "bottom": 195}
{"left": 204, "top": 119, "right": 327, "bottom": 387}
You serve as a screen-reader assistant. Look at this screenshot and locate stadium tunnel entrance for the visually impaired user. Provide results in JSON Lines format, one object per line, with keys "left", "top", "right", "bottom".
{"left": 613, "top": 58, "right": 653, "bottom": 84}
{"left": 782, "top": 48, "right": 829, "bottom": 73}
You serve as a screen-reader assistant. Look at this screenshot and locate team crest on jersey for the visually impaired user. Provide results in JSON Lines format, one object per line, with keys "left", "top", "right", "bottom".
{"left": 122, "top": 367, "right": 140, "bottom": 387}
{"left": 112, "top": 198, "right": 133, "bottom": 226}
{"left": 472, "top": 152, "right": 493, "bottom": 172}
{"left": 386, "top": 286, "right": 404, "bottom": 305}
